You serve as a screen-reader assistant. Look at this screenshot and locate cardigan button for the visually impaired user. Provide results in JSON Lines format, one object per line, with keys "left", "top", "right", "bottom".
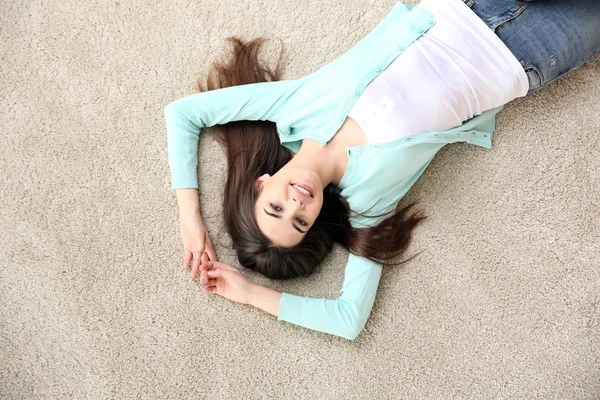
{"left": 339, "top": 116, "right": 344, "bottom": 122}
{"left": 397, "top": 45, "right": 405, "bottom": 51}
{"left": 376, "top": 66, "right": 382, "bottom": 72}
{"left": 354, "top": 89, "right": 360, "bottom": 96}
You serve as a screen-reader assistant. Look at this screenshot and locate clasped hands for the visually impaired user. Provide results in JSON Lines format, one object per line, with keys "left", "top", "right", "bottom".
{"left": 179, "top": 210, "right": 255, "bottom": 305}
{"left": 189, "top": 257, "right": 255, "bottom": 306}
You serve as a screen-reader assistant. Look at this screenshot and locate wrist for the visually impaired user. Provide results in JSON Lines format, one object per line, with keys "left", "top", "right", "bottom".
{"left": 246, "top": 282, "right": 259, "bottom": 306}
{"left": 247, "top": 283, "right": 281, "bottom": 317}
{"left": 176, "top": 188, "right": 201, "bottom": 215}
{"left": 179, "top": 206, "right": 200, "bottom": 218}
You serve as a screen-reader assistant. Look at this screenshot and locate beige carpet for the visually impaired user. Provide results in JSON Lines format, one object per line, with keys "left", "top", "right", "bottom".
{"left": 1, "top": 0, "right": 599, "bottom": 398}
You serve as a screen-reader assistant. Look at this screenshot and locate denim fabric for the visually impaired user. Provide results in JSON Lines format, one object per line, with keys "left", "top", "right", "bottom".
{"left": 460, "top": 0, "right": 600, "bottom": 93}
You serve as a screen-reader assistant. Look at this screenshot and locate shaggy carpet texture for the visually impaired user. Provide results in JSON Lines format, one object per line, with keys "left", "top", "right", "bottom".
{"left": 1, "top": 0, "right": 599, "bottom": 398}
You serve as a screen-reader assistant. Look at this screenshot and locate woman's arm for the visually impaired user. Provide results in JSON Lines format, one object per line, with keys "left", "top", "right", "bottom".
{"left": 251, "top": 253, "right": 383, "bottom": 340}
{"left": 176, "top": 188, "right": 200, "bottom": 215}
{"left": 200, "top": 253, "right": 381, "bottom": 340}
{"left": 164, "top": 79, "right": 300, "bottom": 189}
{"left": 248, "top": 284, "right": 282, "bottom": 317}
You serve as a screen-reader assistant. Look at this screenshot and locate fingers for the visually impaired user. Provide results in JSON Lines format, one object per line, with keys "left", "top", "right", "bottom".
{"left": 197, "top": 252, "right": 210, "bottom": 282}
{"left": 197, "top": 252, "right": 210, "bottom": 278}
{"left": 190, "top": 251, "right": 204, "bottom": 279}
{"left": 204, "top": 286, "right": 216, "bottom": 294}
{"left": 207, "top": 269, "right": 222, "bottom": 278}
{"left": 198, "top": 261, "right": 213, "bottom": 271}
{"left": 200, "top": 252, "right": 209, "bottom": 265}
{"left": 200, "top": 269, "right": 207, "bottom": 287}
{"left": 205, "top": 247, "right": 218, "bottom": 263}
{"left": 184, "top": 250, "right": 192, "bottom": 270}
{"left": 199, "top": 260, "right": 237, "bottom": 272}
{"left": 203, "top": 277, "right": 217, "bottom": 288}
{"left": 217, "top": 262, "right": 237, "bottom": 272}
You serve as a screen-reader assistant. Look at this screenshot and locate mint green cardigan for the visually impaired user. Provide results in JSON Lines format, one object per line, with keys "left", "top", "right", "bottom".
{"left": 164, "top": 2, "right": 503, "bottom": 340}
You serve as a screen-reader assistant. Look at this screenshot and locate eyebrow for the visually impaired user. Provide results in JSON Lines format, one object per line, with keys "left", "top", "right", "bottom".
{"left": 263, "top": 208, "right": 306, "bottom": 233}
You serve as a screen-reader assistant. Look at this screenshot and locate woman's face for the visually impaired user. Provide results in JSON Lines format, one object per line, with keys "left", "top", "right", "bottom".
{"left": 255, "top": 168, "right": 324, "bottom": 247}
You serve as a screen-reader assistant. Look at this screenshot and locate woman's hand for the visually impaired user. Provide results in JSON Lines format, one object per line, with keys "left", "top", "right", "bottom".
{"left": 179, "top": 210, "right": 218, "bottom": 279}
{"left": 199, "top": 261, "right": 255, "bottom": 305}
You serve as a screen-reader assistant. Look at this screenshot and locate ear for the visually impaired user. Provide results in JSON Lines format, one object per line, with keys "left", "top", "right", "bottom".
{"left": 255, "top": 173, "right": 271, "bottom": 189}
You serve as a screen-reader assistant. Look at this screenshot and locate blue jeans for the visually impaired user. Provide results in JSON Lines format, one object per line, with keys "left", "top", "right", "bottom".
{"left": 461, "top": 0, "right": 600, "bottom": 93}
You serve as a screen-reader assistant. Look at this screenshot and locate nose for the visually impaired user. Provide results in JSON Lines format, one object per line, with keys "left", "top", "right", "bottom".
{"left": 289, "top": 197, "right": 304, "bottom": 209}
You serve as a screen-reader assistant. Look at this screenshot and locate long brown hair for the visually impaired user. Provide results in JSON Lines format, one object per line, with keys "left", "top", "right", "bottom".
{"left": 197, "top": 36, "right": 427, "bottom": 280}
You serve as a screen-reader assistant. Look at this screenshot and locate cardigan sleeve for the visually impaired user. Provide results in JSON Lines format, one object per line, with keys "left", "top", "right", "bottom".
{"left": 277, "top": 252, "right": 383, "bottom": 340}
{"left": 163, "top": 80, "right": 297, "bottom": 189}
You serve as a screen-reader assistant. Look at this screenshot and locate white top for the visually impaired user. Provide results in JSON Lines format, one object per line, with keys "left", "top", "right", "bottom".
{"left": 348, "top": 0, "right": 529, "bottom": 144}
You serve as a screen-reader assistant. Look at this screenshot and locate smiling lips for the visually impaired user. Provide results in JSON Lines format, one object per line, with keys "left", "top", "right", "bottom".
{"left": 291, "top": 183, "right": 313, "bottom": 198}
